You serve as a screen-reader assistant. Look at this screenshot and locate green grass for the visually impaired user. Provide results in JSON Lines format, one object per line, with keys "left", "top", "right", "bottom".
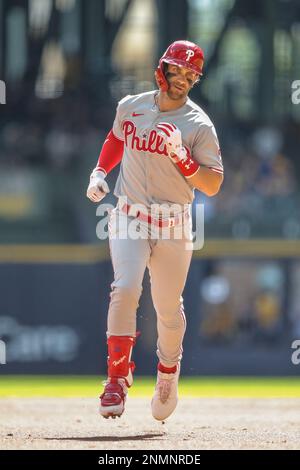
{"left": 0, "top": 376, "right": 299, "bottom": 398}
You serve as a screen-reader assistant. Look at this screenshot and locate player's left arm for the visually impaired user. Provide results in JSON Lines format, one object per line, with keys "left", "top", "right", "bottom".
{"left": 187, "top": 165, "right": 223, "bottom": 196}
{"left": 157, "top": 122, "right": 224, "bottom": 197}
{"left": 188, "top": 122, "right": 224, "bottom": 196}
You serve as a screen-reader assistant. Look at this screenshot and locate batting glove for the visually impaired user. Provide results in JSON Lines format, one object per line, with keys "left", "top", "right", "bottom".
{"left": 156, "top": 122, "right": 188, "bottom": 163}
{"left": 86, "top": 169, "right": 110, "bottom": 203}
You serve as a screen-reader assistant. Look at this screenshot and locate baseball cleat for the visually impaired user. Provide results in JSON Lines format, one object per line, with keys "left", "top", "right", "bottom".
{"left": 99, "top": 379, "right": 127, "bottom": 419}
{"left": 151, "top": 363, "right": 180, "bottom": 421}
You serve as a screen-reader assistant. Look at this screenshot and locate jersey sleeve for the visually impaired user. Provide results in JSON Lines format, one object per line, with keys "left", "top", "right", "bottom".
{"left": 192, "top": 124, "right": 223, "bottom": 174}
{"left": 112, "top": 95, "right": 132, "bottom": 141}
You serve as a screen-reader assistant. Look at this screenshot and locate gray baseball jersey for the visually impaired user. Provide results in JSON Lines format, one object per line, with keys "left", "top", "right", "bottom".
{"left": 112, "top": 90, "right": 223, "bottom": 206}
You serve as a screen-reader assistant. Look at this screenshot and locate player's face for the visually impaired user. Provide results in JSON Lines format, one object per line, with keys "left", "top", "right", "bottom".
{"left": 165, "top": 64, "right": 199, "bottom": 100}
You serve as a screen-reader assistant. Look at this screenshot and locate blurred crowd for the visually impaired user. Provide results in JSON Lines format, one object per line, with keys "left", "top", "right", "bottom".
{"left": 0, "top": 82, "right": 109, "bottom": 171}
{"left": 196, "top": 120, "right": 300, "bottom": 237}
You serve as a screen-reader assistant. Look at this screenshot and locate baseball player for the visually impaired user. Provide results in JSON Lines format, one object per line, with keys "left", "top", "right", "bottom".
{"left": 87, "top": 40, "right": 223, "bottom": 420}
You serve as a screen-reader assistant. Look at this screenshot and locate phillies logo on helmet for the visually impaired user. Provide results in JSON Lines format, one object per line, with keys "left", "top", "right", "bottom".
{"left": 186, "top": 50, "right": 195, "bottom": 61}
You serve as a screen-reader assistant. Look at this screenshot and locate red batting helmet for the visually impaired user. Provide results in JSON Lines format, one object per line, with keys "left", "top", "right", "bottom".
{"left": 156, "top": 40, "right": 204, "bottom": 92}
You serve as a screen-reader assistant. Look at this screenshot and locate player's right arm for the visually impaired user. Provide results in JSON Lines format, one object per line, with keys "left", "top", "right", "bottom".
{"left": 86, "top": 130, "right": 124, "bottom": 202}
{"left": 86, "top": 96, "right": 129, "bottom": 203}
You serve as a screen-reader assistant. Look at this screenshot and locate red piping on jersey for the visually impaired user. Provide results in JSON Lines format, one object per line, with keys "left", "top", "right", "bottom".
{"left": 95, "top": 129, "right": 124, "bottom": 175}
{"left": 209, "top": 166, "right": 223, "bottom": 174}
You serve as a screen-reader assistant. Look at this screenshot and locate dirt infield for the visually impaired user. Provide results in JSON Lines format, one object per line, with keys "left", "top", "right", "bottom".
{"left": 0, "top": 397, "right": 299, "bottom": 450}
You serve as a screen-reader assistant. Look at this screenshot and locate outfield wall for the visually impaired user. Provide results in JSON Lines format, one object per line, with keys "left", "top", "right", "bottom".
{"left": 0, "top": 241, "right": 299, "bottom": 376}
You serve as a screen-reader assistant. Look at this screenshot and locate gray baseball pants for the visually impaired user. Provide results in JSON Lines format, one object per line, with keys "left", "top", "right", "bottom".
{"left": 107, "top": 204, "right": 193, "bottom": 368}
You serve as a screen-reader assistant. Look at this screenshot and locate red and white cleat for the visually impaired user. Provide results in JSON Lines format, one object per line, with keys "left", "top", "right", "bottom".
{"left": 99, "top": 378, "right": 127, "bottom": 419}
{"left": 99, "top": 335, "right": 137, "bottom": 419}
{"left": 151, "top": 363, "right": 180, "bottom": 421}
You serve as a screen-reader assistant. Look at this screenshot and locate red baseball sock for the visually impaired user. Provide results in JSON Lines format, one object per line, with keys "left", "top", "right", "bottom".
{"left": 158, "top": 362, "right": 177, "bottom": 374}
